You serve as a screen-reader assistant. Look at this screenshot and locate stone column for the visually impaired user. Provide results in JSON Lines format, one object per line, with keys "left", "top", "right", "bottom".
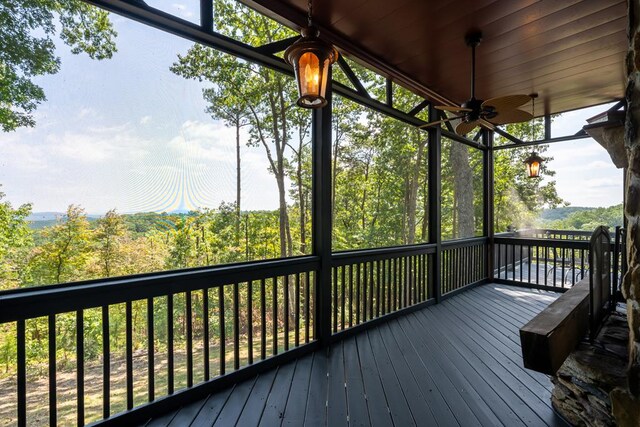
{"left": 612, "top": 0, "right": 640, "bottom": 423}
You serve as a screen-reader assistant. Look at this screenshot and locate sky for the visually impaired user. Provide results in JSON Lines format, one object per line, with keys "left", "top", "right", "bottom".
{"left": 0, "top": 1, "right": 624, "bottom": 215}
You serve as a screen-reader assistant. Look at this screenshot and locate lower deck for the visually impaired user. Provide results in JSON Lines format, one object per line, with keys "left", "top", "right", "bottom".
{"left": 141, "top": 284, "right": 567, "bottom": 426}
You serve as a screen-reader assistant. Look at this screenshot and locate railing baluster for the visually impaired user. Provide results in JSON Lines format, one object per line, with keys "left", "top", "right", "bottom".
{"left": 102, "top": 306, "right": 110, "bottom": 418}
{"left": 341, "top": 266, "right": 346, "bottom": 330}
{"left": 247, "top": 281, "right": 253, "bottom": 363}
{"left": 283, "top": 276, "right": 289, "bottom": 352}
{"left": 186, "top": 291, "right": 193, "bottom": 386}
{"left": 363, "top": 262, "right": 368, "bottom": 321}
{"left": 373, "top": 261, "right": 379, "bottom": 317}
{"left": 519, "top": 245, "right": 523, "bottom": 282}
{"left": 368, "top": 261, "right": 374, "bottom": 317}
{"left": 17, "top": 319, "right": 26, "bottom": 427}
{"left": 147, "top": 298, "right": 155, "bottom": 402}
{"left": 49, "top": 314, "right": 57, "bottom": 425}
{"left": 544, "top": 247, "right": 549, "bottom": 287}
{"left": 332, "top": 267, "right": 339, "bottom": 333}
{"left": 295, "top": 273, "right": 300, "bottom": 347}
{"left": 305, "top": 271, "right": 310, "bottom": 343}
{"left": 167, "top": 293, "right": 174, "bottom": 394}
{"left": 561, "top": 248, "right": 566, "bottom": 288}
{"left": 572, "top": 249, "right": 576, "bottom": 286}
{"left": 355, "top": 263, "right": 361, "bottom": 325}
{"left": 348, "top": 264, "right": 353, "bottom": 328}
{"left": 260, "top": 279, "right": 266, "bottom": 359}
{"left": 77, "top": 310, "right": 85, "bottom": 425}
{"left": 233, "top": 283, "right": 240, "bottom": 369}
{"left": 272, "top": 276, "right": 278, "bottom": 355}
{"left": 203, "top": 289, "right": 210, "bottom": 379}
{"left": 219, "top": 286, "right": 225, "bottom": 375}
{"left": 125, "top": 302, "right": 133, "bottom": 410}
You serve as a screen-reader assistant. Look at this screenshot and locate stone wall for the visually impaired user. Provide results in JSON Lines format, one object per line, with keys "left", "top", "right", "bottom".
{"left": 552, "top": 314, "right": 628, "bottom": 426}
{"left": 613, "top": 0, "right": 640, "bottom": 423}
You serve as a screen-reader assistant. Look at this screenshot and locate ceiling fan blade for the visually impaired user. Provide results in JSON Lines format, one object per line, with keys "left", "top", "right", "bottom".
{"left": 478, "top": 119, "right": 495, "bottom": 130}
{"left": 481, "top": 94, "right": 531, "bottom": 110}
{"left": 418, "top": 115, "right": 464, "bottom": 129}
{"left": 435, "top": 105, "right": 472, "bottom": 113}
{"left": 455, "top": 120, "right": 478, "bottom": 135}
{"left": 487, "top": 109, "right": 533, "bottom": 125}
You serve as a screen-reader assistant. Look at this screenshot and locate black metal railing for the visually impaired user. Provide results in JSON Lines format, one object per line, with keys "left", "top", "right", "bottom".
{"left": 494, "top": 227, "right": 625, "bottom": 293}
{"left": 0, "top": 257, "right": 319, "bottom": 426}
{"left": 330, "top": 244, "right": 436, "bottom": 335}
{"left": 441, "top": 237, "right": 488, "bottom": 295}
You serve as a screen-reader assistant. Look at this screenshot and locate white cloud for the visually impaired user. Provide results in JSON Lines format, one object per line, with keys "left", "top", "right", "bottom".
{"left": 140, "top": 115, "right": 152, "bottom": 125}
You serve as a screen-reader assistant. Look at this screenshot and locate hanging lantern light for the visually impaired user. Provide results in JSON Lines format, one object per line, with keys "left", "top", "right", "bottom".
{"left": 284, "top": 0, "right": 338, "bottom": 108}
{"left": 524, "top": 152, "right": 543, "bottom": 178}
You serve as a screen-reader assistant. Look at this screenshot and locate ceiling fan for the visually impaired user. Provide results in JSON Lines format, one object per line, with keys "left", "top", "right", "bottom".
{"left": 420, "top": 31, "right": 533, "bottom": 135}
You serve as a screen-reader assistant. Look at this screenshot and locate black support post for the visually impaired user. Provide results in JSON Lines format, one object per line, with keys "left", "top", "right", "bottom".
{"left": 427, "top": 105, "right": 442, "bottom": 303}
{"left": 544, "top": 114, "right": 551, "bottom": 140}
{"left": 313, "top": 69, "right": 333, "bottom": 346}
{"left": 200, "top": 0, "right": 213, "bottom": 32}
{"left": 483, "top": 130, "right": 495, "bottom": 281}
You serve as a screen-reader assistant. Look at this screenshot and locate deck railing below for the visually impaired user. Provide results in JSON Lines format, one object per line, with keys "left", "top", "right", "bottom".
{"left": 494, "top": 227, "right": 625, "bottom": 293}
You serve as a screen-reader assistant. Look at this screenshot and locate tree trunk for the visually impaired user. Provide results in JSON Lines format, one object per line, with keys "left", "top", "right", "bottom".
{"left": 235, "top": 120, "right": 241, "bottom": 246}
{"left": 407, "top": 138, "right": 427, "bottom": 244}
{"left": 450, "top": 142, "right": 475, "bottom": 238}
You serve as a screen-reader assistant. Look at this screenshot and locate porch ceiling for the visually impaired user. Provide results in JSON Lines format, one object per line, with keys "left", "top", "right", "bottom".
{"left": 245, "top": 0, "right": 627, "bottom": 117}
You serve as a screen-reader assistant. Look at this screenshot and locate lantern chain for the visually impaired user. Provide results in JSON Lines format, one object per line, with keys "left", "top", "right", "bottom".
{"left": 307, "top": 0, "right": 313, "bottom": 27}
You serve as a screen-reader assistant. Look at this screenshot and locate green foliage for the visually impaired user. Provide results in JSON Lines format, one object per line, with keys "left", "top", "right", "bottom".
{"left": 493, "top": 120, "right": 565, "bottom": 232}
{"left": 0, "top": 187, "right": 33, "bottom": 289}
{"left": 0, "top": 0, "right": 116, "bottom": 131}
{"left": 539, "top": 204, "right": 623, "bottom": 231}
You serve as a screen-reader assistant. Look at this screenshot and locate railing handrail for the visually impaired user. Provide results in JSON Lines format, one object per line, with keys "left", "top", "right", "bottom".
{"left": 517, "top": 228, "right": 593, "bottom": 236}
{"left": 331, "top": 242, "right": 437, "bottom": 265}
{"left": 0, "top": 255, "right": 320, "bottom": 323}
{"left": 441, "top": 236, "right": 489, "bottom": 249}
{"left": 494, "top": 236, "right": 592, "bottom": 250}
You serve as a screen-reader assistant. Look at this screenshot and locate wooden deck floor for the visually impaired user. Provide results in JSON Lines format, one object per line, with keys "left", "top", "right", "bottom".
{"left": 141, "top": 284, "right": 568, "bottom": 427}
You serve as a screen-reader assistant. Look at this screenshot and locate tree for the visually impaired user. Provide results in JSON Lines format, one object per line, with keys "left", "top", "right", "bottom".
{"left": 93, "top": 209, "right": 125, "bottom": 277}
{"left": 171, "top": 0, "right": 299, "bottom": 259}
{"left": 0, "top": 0, "right": 117, "bottom": 131}
{"left": 202, "top": 80, "right": 250, "bottom": 245}
{"left": 31, "top": 204, "right": 92, "bottom": 284}
{"left": 0, "top": 186, "right": 33, "bottom": 289}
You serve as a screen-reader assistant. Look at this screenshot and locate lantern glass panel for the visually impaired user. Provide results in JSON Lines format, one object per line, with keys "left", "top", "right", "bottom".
{"left": 527, "top": 160, "right": 540, "bottom": 178}
{"left": 298, "top": 52, "right": 320, "bottom": 98}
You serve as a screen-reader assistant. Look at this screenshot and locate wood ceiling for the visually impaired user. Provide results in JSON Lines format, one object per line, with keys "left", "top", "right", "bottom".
{"left": 245, "top": 0, "right": 628, "bottom": 117}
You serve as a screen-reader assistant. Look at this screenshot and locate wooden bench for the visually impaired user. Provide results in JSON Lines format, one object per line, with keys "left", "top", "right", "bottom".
{"left": 519, "top": 278, "right": 590, "bottom": 375}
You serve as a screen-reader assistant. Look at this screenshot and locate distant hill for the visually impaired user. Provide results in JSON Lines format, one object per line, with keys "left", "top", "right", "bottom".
{"left": 28, "top": 212, "right": 102, "bottom": 230}
{"left": 538, "top": 206, "right": 592, "bottom": 222}
{"left": 537, "top": 204, "right": 623, "bottom": 231}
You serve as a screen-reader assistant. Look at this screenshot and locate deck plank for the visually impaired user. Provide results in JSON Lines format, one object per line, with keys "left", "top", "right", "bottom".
{"left": 354, "top": 333, "right": 394, "bottom": 427}
{"left": 304, "top": 351, "right": 328, "bottom": 427}
{"left": 258, "top": 362, "right": 296, "bottom": 426}
{"left": 140, "top": 284, "right": 568, "bottom": 427}
{"left": 281, "top": 353, "right": 313, "bottom": 426}
{"left": 188, "top": 386, "right": 233, "bottom": 427}
{"left": 342, "top": 337, "right": 370, "bottom": 427}
{"left": 326, "top": 341, "right": 348, "bottom": 426}
{"left": 235, "top": 369, "right": 277, "bottom": 426}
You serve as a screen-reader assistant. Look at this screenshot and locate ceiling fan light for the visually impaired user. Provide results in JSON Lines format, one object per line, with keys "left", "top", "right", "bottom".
{"left": 524, "top": 152, "right": 543, "bottom": 178}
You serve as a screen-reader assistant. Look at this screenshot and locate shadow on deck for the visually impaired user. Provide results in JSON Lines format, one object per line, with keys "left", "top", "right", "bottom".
{"left": 141, "top": 284, "right": 567, "bottom": 427}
